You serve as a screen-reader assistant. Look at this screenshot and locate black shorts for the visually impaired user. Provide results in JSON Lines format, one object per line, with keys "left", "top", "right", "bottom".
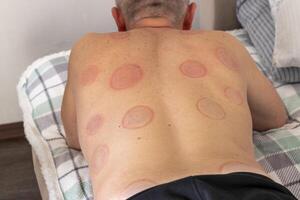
{"left": 128, "top": 172, "right": 297, "bottom": 200}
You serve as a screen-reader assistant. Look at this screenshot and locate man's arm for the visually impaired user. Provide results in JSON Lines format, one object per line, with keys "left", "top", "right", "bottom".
{"left": 61, "top": 80, "right": 80, "bottom": 150}
{"left": 246, "top": 58, "right": 288, "bottom": 131}
{"left": 225, "top": 33, "right": 288, "bottom": 132}
{"left": 62, "top": 33, "right": 105, "bottom": 149}
{"left": 61, "top": 35, "right": 89, "bottom": 150}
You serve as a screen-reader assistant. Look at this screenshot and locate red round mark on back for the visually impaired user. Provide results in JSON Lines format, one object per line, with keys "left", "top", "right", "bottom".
{"left": 119, "top": 179, "right": 157, "bottom": 199}
{"left": 224, "top": 87, "right": 243, "bottom": 105}
{"left": 80, "top": 65, "right": 100, "bottom": 86}
{"left": 197, "top": 97, "right": 226, "bottom": 120}
{"left": 91, "top": 144, "right": 109, "bottom": 175}
{"left": 180, "top": 60, "right": 208, "bottom": 78}
{"left": 86, "top": 114, "right": 103, "bottom": 135}
{"left": 122, "top": 105, "right": 154, "bottom": 129}
{"left": 110, "top": 64, "right": 144, "bottom": 90}
{"left": 110, "top": 32, "right": 130, "bottom": 40}
{"left": 216, "top": 47, "right": 239, "bottom": 71}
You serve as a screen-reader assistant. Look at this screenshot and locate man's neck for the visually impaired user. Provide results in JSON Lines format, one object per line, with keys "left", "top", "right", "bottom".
{"left": 133, "top": 17, "right": 177, "bottom": 29}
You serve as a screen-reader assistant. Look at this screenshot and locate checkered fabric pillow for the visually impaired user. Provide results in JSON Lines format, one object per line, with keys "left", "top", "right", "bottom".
{"left": 17, "top": 29, "right": 300, "bottom": 200}
{"left": 236, "top": 0, "right": 300, "bottom": 83}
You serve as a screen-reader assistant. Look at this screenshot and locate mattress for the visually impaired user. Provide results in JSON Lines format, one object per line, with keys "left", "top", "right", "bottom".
{"left": 17, "top": 29, "right": 300, "bottom": 200}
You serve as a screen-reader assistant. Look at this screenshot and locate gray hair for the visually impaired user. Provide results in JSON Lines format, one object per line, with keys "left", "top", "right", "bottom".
{"left": 115, "top": 0, "right": 190, "bottom": 29}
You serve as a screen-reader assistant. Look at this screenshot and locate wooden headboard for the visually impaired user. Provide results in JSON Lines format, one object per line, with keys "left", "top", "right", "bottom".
{"left": 197, "top": 0, "right": 240, "bottom": 30}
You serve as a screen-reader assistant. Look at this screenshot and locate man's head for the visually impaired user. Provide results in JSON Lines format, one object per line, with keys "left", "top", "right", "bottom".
{"left": 112, "top": 0, "right": 197, "bottom": 31}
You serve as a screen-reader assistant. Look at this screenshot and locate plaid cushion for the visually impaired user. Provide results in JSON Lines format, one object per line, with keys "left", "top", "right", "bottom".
{"left": 17, "top": 29, "right": 300, "bottom": 199}
{"left": 236, "top": 0, "right": 300, "bottom": 83}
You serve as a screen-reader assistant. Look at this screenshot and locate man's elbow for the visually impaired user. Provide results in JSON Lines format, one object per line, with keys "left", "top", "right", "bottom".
{"left": 66, "top": 134, "right": 81, "bottom": 150}
{"left": 274, "top": 111, "right": 289, "bottom": 129}
{"left": 253, "top": 111, "right": 289, "bottom": 132}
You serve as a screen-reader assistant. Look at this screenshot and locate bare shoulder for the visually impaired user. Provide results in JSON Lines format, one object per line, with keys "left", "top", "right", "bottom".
{"left": 204, "top": 31, "right": 244, "bottom": 49}
{"left": 207, "top": 31, "right": 251, "bottom": 63}
{"left": 70, "top": 31, "right": 130, "bottom": 58}
{"left": 71, "top": 32, "right": 108, "bottom": 53}
{"left": 68, "top": 32, "right": 111, "bottom": 69}
{"left": 205, "top": 30, "right": 256, "bottom": 80}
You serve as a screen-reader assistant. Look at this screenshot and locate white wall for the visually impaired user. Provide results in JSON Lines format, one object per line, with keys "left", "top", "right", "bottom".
{"left": 0, "top": 0, "right": 201, "bottom": 125}
{"left": 199, "top": 0, "right": 239, "bottom": 30}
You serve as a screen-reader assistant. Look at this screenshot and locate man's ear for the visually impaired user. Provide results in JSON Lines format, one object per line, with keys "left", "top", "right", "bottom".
{"left": 112, "top": 7, "right": 127, "bottom": 32}
{"left": 182, "top": 3, "right": 197, "bottom": 30}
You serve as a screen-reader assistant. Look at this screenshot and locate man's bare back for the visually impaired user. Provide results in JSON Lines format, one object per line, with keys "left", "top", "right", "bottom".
{"left": 62, "top": 28, "right": 288, "bottom": 199}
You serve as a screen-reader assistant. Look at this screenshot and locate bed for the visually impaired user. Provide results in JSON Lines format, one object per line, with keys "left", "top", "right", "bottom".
{"left": 17, "top": 0, "right": 300, "bottom": 199}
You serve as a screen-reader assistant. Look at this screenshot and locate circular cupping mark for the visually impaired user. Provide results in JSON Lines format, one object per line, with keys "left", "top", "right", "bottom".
{"left": 86, "top": 114, "right": 104, "bottom": 135}
{"left": 197, "top": 97, "right": 226, "bottom": 120}
{"left": 122, "top": 105, "right": 154, "bottom": 129}
{"left": 91, "top": 144, "right": 109, "bottom": 175}
{"left": 119, "top": 179, "right": 157, "bottom": 199}
{"left": 224, "top": 87, "right": 243, "bottom": 105}
{"left": 216, "top": 48, "right": 239, "bottom": 71}
{"left": 180, "top": 60, "right": 208, "bottom": 78}
{"left": 80, "top": 65, "right": 101, "bottom": 86}
{"left": 110, "top": 64, "right": 144, "bottom": 90}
